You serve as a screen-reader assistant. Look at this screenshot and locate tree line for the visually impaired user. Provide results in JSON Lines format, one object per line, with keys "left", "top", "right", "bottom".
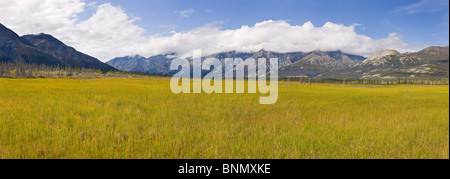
{"left": 279, "top": 76, "right": 449, "bottom": 86}
{"left": 2, "top": 61, "right": 448, "bottom": 85}
{"left": 0, "top": 61, "right": 166, "bottom": 79}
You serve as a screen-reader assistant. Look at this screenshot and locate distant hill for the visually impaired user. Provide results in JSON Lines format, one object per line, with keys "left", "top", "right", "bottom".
{"left": 0, "top": 23, "right": 115, "bottom": 71}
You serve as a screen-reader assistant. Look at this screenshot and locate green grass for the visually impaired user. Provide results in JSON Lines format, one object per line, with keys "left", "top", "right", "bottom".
{"left": 0, "top": 78, "right": 448, "bottom": 159}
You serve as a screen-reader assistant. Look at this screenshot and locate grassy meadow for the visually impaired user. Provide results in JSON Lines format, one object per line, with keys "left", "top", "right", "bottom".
{"left": 0, "top": 78, "right": 448, "bottom": 159}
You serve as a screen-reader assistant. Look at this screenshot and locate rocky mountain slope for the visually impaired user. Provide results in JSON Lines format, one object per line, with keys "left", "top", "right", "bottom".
{"left": 319, "top": 47, "right": 449, "bottom": 79}
{"left": 1, "top": 23, "right": 60, "bottom": 66}
{"left": 107, "top": 54, "right": 175, "bottom": 75}
{"left": 278, "top": 50, "right": 365, "bottom": 77}
{"left": 22, "top": 34, "right": 115, "bottom": 71}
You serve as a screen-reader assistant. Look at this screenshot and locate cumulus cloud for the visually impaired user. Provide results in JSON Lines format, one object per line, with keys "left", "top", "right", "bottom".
{"left": 147, "top": 20, "right": 419, "bottom": 58}
{"left": 0, "top": 0, "right": 147, "bottom": 61}
{"left": 0, "top": 0, "right": 422, "bottom": 62}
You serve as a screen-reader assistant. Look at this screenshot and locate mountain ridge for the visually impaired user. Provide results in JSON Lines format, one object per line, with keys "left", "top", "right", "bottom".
{"left": 0, "top": 23, "right": 115, "bottom": 71}
{"left": 0, "top": 23, "right": 61, "bottom": 66}
{"left": 22, "top": 33, "right": 115, "bottom": 71}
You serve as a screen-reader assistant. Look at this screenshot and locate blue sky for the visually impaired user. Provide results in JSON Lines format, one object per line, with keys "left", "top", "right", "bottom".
{"left": 89, "top": 0, "right": 449, "bottom": 46}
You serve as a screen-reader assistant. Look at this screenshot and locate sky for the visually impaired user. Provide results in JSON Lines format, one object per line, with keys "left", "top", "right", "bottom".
{"left": 0, "top": 0, "right": 448, "bottom": 62}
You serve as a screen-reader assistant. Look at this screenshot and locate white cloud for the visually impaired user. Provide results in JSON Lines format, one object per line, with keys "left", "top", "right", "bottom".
{"left": 0, "top": 0, "right": 147, "bottom": 61}
{"left": 0, "top": 0, "right": 423, "bottom": 62}
{"left": 146, "top": 20, "right": 421, "bottom": 58}
{"left": 177, "top": 8, "right": 195, "bottom": 19}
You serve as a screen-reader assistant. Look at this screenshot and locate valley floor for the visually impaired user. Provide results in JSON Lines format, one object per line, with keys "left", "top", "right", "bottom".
{"left": 0, "top": 78, "right": 448, "bottom": 159}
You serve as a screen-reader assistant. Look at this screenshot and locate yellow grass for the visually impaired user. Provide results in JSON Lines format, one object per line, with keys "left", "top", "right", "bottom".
{"left": 0, "top": 78, "right": 448, "bottom": 159}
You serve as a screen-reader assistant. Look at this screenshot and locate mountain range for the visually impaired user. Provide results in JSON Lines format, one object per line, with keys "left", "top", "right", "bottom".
{"left": 1, "top": 23, "right": 448, "bottom": 79}
{"left": 107, "top": 47, "right": 448, "bottom": 79}
{"left": 107, "top": 50, "right": 366, "bottom": 77}
{"left": 0, "top": 23, "right": 115, "bottom": 71}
